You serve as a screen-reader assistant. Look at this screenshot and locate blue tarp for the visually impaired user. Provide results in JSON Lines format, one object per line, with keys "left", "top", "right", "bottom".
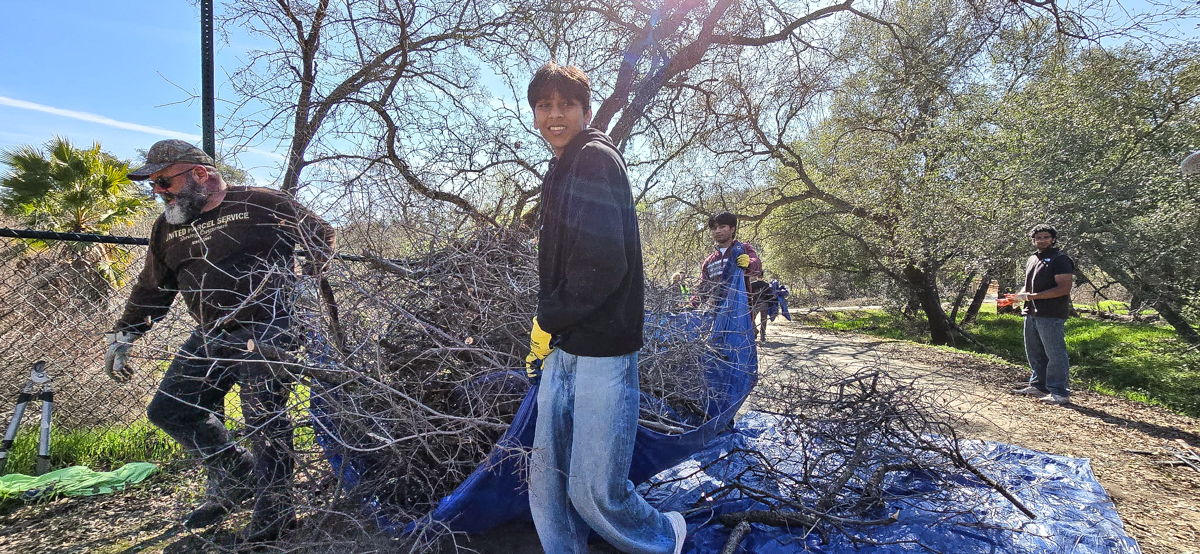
{"left": 311, "top": 242, "right": 760, "bottom": 535}
{"left": 643, "top": 411, "right": 1141, "bottom": 553}
{"left": 311, "top": 241, "right": 1139, "bottom": 553}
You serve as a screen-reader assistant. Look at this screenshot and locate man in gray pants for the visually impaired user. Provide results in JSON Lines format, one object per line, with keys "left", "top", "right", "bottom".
{"left": 1013, "top": 224, "right": 1074, "bottom": 405}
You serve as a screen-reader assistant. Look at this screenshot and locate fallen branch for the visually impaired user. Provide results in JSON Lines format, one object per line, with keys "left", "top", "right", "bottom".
{"left": 719, "top": 520, "right": 752, "bottom": 554}
{"left": 717, "top": 510, "right": 828, "bottom": 544}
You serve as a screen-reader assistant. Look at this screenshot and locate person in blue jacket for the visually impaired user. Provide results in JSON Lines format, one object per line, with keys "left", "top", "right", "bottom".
{"left": 523, "top": 62, "right": 686, "bottom": 554}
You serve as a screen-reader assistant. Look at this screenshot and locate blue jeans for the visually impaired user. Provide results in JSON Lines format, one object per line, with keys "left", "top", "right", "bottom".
{"left": 1024, "top": 316, "right": 1070, "bottom": 397}
{"left": 530, "top": 350, "right": 677, "bottom": 554}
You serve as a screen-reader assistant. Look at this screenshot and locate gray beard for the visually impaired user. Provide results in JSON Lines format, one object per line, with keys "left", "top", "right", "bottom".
{"left": 162, "top": 178, "right": 210, "bottom": 225}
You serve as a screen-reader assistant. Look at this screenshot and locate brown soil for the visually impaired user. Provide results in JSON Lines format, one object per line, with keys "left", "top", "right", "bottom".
{"left": 2, "top": 320, "right": 1198, "bottom": 553}
{"left": 756, "top": 321, "right": 1200, "bottom": 554}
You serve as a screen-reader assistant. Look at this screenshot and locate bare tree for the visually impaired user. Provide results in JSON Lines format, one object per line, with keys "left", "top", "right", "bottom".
{"left": 218, "top": 0, "right": 528, "bottom": 227}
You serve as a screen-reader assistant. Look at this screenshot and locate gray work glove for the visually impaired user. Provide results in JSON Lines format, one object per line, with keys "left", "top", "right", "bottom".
{"left": 104, "top": 331, "right": 141, "bottom": 382}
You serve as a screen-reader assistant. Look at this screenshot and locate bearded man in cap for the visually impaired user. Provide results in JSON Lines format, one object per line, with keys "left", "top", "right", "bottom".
{"left": 103, "top": 139, "right": 334, "bottom": 543}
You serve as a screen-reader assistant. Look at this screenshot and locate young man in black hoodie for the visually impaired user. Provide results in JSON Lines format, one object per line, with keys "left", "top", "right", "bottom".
{"left": 524, "top": 63, "right": 686, "bottom": 554}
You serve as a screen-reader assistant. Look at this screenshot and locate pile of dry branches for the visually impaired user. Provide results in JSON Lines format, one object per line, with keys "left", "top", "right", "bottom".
{"left": 280, "top": 228, "right": 721, "bottom": 532}
{"left": 669, "top": 354, "right": 1034, "bottom": 552}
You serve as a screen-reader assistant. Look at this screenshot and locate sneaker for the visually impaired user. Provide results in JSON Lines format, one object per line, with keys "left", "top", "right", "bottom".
{"left": 1013, "top": 385, "right": 1048, "bottom": 396}
{"left": 1039, "top": 393, "right": 1071, "bottom": 405}
{"left": 665, "top": 511, "right": 687, "bottom": 554}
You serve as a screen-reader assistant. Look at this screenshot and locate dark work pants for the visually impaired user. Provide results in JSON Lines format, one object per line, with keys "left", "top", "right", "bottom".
{"left": 146, "top": 322, "right": 294, "bottom": 506}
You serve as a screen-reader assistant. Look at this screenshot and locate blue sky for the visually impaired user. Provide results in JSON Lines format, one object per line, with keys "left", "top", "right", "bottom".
{"left": 1, "top": 1, "right": 1195, "bottom": 188}
{"left": 0, "top": 1, "right": 285, "bottom": 184}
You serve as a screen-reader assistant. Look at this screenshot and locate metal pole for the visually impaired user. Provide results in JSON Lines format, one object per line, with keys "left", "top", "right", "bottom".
{"left": 36, "top": 389, "right": 52, "bottom": 476}
{"left": 201, "top": 0, "right": 216, "bottom": 158}
{"left": 0, "top": 391, "right": 31, "bottom": 475}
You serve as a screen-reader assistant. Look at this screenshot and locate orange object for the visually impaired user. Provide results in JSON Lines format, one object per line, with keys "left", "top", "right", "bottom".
{"left": 997, "top": 294, "right": 1017, "bottom": 307}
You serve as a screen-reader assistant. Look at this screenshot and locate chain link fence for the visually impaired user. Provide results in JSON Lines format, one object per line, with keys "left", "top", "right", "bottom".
{"left": 0, "top": 225, "right": 722, "bottom": 525}
{"left": 0, "top": 229, "right": 196, "bottom": 472}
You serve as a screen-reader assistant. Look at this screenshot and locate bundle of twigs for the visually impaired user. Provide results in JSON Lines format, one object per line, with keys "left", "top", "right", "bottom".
{"left": 287, "top": 228, "right": 720, "bottom": 527}
{"left": 676, "top": 355, "right": 1035, "bottom": 552}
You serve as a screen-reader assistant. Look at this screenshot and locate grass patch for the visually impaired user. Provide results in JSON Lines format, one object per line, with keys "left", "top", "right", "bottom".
{"left": 1080, "top": 300, "right": 1157, "bottom": 316}
{"left": 224, "top": 382, "right": 317, "bottom": 453}
{"left": 804, "top": 307, "right": 1200, "bottom": 417}
{"left": 803, "top": 310, "right": 912, "bottom": 340}
{"left": 1, "top": 420, "right": 182, "bottom": 476}
{"left": 2, "top": 382, "right": 317, "bottom": 476}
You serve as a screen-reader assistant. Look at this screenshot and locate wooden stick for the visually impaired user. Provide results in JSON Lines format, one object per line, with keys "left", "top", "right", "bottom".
{"left": 719, "top": 521, "right": 752, "bottom": 554}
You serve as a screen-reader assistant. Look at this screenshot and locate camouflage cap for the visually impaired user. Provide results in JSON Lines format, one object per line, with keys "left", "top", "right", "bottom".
{"left": 127, "top": 140, "right": 215, "bottom": 180}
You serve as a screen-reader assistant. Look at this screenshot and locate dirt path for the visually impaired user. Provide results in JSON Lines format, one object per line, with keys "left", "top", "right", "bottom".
{"left": 757, "top": 319, "right": 1200, "bottom": 554}
{"left": 2, "top": 320, "right": 1199, "bottom": 553}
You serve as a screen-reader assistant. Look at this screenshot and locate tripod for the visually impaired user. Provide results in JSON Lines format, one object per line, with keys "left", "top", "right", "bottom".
{"left": 0, "top": 361, "right": 53, "bottom": 475}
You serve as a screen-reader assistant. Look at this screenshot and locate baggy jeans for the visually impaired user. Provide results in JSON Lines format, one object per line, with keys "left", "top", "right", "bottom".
{"left": 530, "top": 350, "right": 677, "bottom": 554}
{"left": 146, "top": 322, "right": 294, "bottom": 508}
{"left": 1023, "top": 315, "right": 1070, "bottom": 397}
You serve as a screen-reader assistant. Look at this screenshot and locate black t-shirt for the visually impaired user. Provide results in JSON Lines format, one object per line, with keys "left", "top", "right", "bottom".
{"left": 115, "top": 187, "right": 334, "bottom": 333}
{"left": 1022, "top": 247, "right": 1074, "bottom": 319}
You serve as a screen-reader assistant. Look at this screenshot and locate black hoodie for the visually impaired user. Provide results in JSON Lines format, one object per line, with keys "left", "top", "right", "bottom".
{"left": 536, "top": 128, "right": 644, "bottom": 356}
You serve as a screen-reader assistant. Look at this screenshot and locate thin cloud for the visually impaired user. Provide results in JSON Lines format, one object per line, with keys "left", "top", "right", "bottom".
{"left": 0, "top": 95, "right": 199, "bottom": 141}
{"left": 0, "top": 95, "right": 285, "bottom": 161}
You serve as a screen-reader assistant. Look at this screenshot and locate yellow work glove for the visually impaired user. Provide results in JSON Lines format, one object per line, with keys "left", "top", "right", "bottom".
{"left": 735, "top": 254, "right": 750, "bottom": 268}
{"left": 525, "top": 317, "right": 554, "bottom": 381}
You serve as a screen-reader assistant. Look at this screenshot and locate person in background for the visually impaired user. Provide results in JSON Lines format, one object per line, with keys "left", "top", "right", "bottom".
{"left": 1012, "top": 224, "right": 1074, "bottom": 406}
{"left": 691, "top": 212, "right": 765, "bottom": 338}
{"left": 696, "top": 212, "right": 762, "bottom": 295}
{"left": 671, "top": 271, "right": 691, "bottom": 308}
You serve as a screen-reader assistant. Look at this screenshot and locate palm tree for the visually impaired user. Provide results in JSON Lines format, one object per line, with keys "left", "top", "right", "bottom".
{"left": 1, "top": 136, "right": 155, "bottom": 287}
{"left": 1, "top": 136, "right": 152, "bottom": 232}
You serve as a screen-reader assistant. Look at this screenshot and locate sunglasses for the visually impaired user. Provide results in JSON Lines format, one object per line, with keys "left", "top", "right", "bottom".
{"left": 150, "top": 166, "right": 198, "bottom": 191}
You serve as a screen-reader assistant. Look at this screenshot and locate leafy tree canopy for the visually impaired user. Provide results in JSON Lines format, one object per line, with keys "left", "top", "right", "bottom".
{"left": 1, "top": 136, "right": 155, "bottom": 234}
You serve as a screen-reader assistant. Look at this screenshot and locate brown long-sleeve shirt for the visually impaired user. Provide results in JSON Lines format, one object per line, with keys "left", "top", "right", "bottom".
{"left": 114, "top": 186, "right": 335, "bottom": 334}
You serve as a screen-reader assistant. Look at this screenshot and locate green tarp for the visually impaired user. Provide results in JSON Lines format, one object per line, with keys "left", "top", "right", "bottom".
{"left": 0, "top": 462, "right": 158, "bottom": 502}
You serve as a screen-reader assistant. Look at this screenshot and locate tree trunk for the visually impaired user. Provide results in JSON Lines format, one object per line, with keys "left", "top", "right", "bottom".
{"left": 1083, "top": 251, "right": 1200, "bottom": 344}
{"left": 1128, "top": 290, "right": 1144, "bottom": 319}
{"left": 960, "top": 270, "right": 993, "bottom": 326}
{"left": 948, "top": 271, "right": 976, "bottom": 324}
{"left": 1153, "top": 300, "right": 1200, "bottom": 344}
{"left": 904, "top": 264, "right": 952, "bottom": 346}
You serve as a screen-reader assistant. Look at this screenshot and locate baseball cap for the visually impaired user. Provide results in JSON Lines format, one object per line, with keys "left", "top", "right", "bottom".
{"left": 127, "top": 140, "right": 215, "bottom": 180}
